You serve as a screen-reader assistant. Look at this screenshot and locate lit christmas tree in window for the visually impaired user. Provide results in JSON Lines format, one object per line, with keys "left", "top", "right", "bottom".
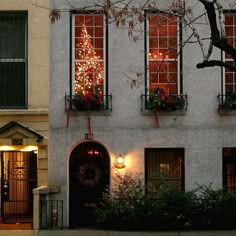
{"left": 75, "top": 24, "right": 104, "bottom": 95}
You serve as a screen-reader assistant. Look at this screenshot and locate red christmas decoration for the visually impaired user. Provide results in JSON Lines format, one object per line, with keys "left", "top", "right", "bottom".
{"left": 74, "top": 24, "right": 104, "bottom": 95}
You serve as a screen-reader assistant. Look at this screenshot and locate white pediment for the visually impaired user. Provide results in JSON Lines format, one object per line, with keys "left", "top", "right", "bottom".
{"left": 0, "top": 121, "right": 45, "bottom": 143}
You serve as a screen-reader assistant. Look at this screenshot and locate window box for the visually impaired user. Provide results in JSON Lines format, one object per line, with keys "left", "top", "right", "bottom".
{"left": 218, "top": 93, "right": 236, "bottom": 114}
{"left": 65, "top": 93, "right": 112, "bottom": 112}
{"left": 141, "top": 88, "right": 187, "bottom": 113}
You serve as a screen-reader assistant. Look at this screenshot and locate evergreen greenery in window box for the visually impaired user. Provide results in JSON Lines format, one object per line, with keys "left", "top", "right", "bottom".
{"left": 218, "top": 92, "right": 236, "bottom": 112}
{"left": 71, "top": 91, "right": 104, "bottom": 111}
{"left": 149, "top": 88, "right": 185, "bottom": 111}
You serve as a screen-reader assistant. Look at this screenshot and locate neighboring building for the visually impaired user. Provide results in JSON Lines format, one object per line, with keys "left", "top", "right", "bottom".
{"left": 49, "top": 0, "right": 236, "bottom": 229}
{"left": 0, "top": 0, "right": 49, "bottom": 227}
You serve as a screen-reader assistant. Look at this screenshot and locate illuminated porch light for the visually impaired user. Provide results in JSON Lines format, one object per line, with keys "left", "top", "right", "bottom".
{"left": 115, "top": 154, "right": 125, "bottom": 169}
{"left": 20, "top": 146, "right": 38, "bottom": 152}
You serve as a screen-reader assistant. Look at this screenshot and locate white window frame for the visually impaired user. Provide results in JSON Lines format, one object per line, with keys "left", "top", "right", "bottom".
{"left": 72, "top": 13, "right": 106, "bottom": 95}
{"left": 146, "top": 12, "right": 181, "bottom": 95}
{"left": 223, "top": 12, "right": 236, "bottom": 94}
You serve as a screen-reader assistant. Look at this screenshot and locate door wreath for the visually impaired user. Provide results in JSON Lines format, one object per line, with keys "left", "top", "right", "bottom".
{"left": 78, "top": 162, "right": 102, "bottom": 187}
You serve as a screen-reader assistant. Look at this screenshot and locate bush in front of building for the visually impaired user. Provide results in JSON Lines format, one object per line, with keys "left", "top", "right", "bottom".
{"left": 96, "top": 173, "right": 236, "bottom": 230}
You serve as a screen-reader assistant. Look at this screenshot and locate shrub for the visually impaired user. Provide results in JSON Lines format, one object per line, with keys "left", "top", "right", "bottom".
{"left": 96, "top": 173, "right": 236, "bottom": 230}
{"left": 158, "top": 189, "right": 197, "bottom": 229}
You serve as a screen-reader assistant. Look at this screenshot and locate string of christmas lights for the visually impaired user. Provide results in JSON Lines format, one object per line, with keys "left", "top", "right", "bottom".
{"left": 75, "top": 24, "right": 104, "bottom": 95}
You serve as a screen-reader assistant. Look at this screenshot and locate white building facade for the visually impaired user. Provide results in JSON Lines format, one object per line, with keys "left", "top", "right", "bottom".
{"left": 49, "top": 0, "right": 236, "bottom": 228}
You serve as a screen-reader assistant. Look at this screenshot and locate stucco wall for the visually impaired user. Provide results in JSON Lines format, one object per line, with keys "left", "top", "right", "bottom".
{"left": 0, "top": 0, "right": 49, "bottom": 110}
{"left": 0, "top": 0, "right": 49, "bottom": 187}
{"left": 49, "top": 0, "right": 236, "bottom": 226}
{"left": 0, "top": 0, "right": 49, "bottom": 136}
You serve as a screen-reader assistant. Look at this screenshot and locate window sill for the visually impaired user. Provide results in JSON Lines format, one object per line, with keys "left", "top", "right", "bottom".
{"left": 218, "top": 109, "right": 236, "bottom": 115}
{"left": 68, "top": 109, "right": 111, "bottom": 116}
{"left": 0, "top": 109, "right": 49, "bottom": 115}
{"left": 142, "top": 109, "right": 186, "bottom": 116}
{"left": 65, "top": 94, "right": 112, "bottom": 116}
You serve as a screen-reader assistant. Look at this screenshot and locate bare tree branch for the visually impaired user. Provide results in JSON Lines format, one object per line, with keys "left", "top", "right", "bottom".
{"left": 197, "top": 60, "right": 236, "bottom": 72}
{"left": 197, "top": 0, "right": 236, "bottom": 71}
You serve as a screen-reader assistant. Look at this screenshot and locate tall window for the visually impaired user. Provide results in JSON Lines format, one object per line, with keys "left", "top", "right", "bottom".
{"left": 146, "top": 13, "right": 181, "bottom": 95}
{"left": 223, "top": 148, "right": 236, "bottom": 192}
{"left": 145, "top": 148, "right": 184, "bottom": 197}
{"left": 0, "top": 12, "right": 27, "bottom": 108}
{"left": 224, "top": 13, "right": 236, "bottom": 93}
{"left": 73, "top": 13, "right": 106, "bottom": 97}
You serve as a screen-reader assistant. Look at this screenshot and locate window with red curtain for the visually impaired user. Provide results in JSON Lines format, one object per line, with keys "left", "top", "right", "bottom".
{"left": 223, "top": 148, "right": 236, "bottom": 193}
{"left": 224, "top": 13, "right": 236, "bottom": 93}
{"left": 147, "top": 13, "right": 179, "bottom": 95}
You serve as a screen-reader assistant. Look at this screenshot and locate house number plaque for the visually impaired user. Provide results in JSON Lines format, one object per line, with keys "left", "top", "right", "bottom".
{"left": 84, "top": 133, "right": 93, "bottom": 140}
{"left": 12, "top": 138, "right": 23, "bottom": 145}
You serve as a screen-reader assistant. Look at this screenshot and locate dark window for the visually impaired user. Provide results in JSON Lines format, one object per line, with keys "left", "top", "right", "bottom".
{"left": 0, "top": 12, "right": 27, "bottom": 108}
{"left": 223, "top": 148, "right": 236, "bottom": 192}
{"left": 145, "top": 148, "right": 184, "bottom": 197}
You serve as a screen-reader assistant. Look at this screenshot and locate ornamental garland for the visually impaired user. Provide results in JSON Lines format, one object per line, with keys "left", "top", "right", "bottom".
{"left": 66, "top": 91, "right": 104, "bottom": 135}
{"left": 149, "top": 88, "right": 185, "bottom": 127}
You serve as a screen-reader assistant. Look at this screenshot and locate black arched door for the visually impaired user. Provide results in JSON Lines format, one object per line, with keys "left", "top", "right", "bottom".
{"left": 69, "top": 141, "right": 110, "bottom": 228}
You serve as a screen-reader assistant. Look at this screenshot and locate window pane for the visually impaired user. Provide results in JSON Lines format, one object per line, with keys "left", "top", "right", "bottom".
{"left": 75, "top": 15, "right": 84, "bottom": 26}
{"left": 148, "top": 15, "right": 157, "bottom": 25}
{"left": 0, "top": 12, "right": 27, "bottom": 108}
{"left": 159, "top": 26, "right": 167, "bottom": 37}
{"left": 224, "top": 13, "right": 236, "bottom": 92}
{"left": 75, "top": 27, "right": 82, "bottom": 37}
{"left": 159, "top": 38, "right": 167, "bottom": 48}
{"left": 95, "top": 15, "right": 103, "bottom": 26}
{"left": 167, "top": 83, "right": 177, "bottom": 94}
{"left": 148, "top": 13, "right": 178, "bottom": 94}
{"left": 169, "top": 37, "right": 177, "bottom": 48}
{"left": 86, "top": 27, "right": 94, "bottom": 37}
{"left": 85, "top": 15, "right": 94, "bottom": 25}
{"left": 149, "top": 26, "right": 158, "bottom": 37}
{"left": 0, "top": 14, "right": 26, "bottom": 59}
{"left": 169, "top": 25, "right": 177, "bottom": 35}
{"left": 95, "top": 49, "right": 103, "bottom": 59}
{"left": 149, "top": 61, "right": 177, "bottom": 94}
{"left": 223, "top": 148, "right": 236, "bottom": 192}
{"left": 95, "top": 27, "right": 103, "bottom": 37}
{"left": 145, "top": 148, "right": 184, "bottom": 197}
{"left": 225, "top": 15, "right": 233, "bottom": 25}
{"left": 94, "top": 38, "right": 103, "bottom": 48}
{"left": 0, "top": 62, "right": 26, "bottom": 108}
{"left": 74, "top": 14, "right": 105, "bottom": 95}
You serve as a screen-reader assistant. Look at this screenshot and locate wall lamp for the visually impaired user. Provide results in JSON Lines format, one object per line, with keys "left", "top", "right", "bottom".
{"left": 115, "top": 154, "right": 125, "bottom": 169}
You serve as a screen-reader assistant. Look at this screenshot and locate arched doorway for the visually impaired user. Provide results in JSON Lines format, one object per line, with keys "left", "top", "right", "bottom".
{"left": 69, "top": 141, "right": 110, "bottom": 228}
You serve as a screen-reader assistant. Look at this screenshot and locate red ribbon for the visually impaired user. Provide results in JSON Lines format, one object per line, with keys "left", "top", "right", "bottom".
{"left": 66, "top": 108, "right": 70, "bottom": 128}
{"left": 218, "top": 104, "right": 228, "bottom": 116}
{"left": 154, "top": 110, "right": 159, "bottom": 128}
{"left": 66, "top": 103, "right": 72, "bottom": 128}
{"left": 88, "top": 116, "right": 92, "bottom": 135}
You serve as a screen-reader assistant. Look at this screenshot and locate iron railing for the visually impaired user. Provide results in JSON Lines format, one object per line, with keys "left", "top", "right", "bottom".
{"left": 1, "top": 200, "right": 33, "bottom": 224}
{"left": 141, "top": 93, "right": 188, "bottom": 112}
{"left": 218, "top": 93, "right": 236, "bottom": 113}
{"left": 39, "top": 200, "right": 63, "bottom": 229}
{"left": 65, "top": 94, "right": 112, "bottom": 112}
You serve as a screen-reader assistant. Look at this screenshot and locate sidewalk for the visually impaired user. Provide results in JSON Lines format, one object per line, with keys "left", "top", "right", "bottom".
{"left": 1, "top": 230, "right": 236, "bottom": 236}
